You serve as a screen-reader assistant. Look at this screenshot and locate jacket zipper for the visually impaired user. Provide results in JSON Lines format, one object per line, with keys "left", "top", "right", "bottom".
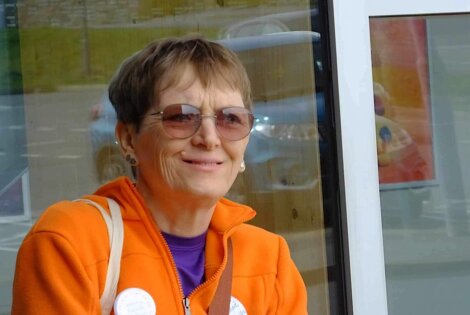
{"left": 159, "top": 231, "right": 225, "bottom": 315}
{"left": 159, "top": 225, "right": 246, "bottom": 314}
{"left": 163, "top": 233, "right": 230, "bottom": 315}
{"left": 183, "top": 297, "right": 191, "bottom": 315}
{"left": 181, "top": 232, "right": 236, "bottom": 313}
{"left": 159, "top": 231, "right": 231, "bottom": 315}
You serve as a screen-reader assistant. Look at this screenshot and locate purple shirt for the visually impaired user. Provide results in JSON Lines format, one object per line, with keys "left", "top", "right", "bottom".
{"left": 161, "top": 231, "right": 207, "bottom": 297}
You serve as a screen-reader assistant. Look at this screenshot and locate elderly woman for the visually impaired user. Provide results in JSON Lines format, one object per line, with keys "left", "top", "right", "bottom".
{"left": 12, "top": 36, "right": 307, "bottom": 314}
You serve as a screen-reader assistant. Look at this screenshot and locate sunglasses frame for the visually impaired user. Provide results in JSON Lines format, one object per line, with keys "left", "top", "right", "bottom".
{"left": 148, "top": 103, "right": 254, "bottom": 141}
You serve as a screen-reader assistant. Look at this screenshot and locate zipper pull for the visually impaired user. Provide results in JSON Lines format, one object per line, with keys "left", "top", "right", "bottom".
{"left": 183, "top": 297, "right": 191, "bottom": 315}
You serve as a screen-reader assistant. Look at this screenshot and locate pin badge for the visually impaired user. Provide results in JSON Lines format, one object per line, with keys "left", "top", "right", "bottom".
{"left": 229, "top": 296, "right": 247, "bottom": 315}
{"left": 114, "top": 288, "right": 156, "bottom": 315}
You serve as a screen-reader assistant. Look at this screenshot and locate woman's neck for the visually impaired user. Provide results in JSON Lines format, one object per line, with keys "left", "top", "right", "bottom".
{"left": 135, "top": 179, "right": 216, "bottom": 237}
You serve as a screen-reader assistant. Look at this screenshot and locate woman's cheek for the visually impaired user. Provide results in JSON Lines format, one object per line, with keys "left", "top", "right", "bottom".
{"left": 158, "top": 155, "right": 181, "bottom": 185}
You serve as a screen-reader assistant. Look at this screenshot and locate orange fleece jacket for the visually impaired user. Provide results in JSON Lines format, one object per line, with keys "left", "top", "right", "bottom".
{"left": 12, "top": 177, "right": 307, "bottom": 314}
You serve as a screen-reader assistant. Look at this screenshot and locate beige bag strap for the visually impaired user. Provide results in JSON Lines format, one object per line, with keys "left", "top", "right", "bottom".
{"left": 75, "top": 198, "right": 124, "bottom": 315}
{"left": 208, "top": 238, "right": 233, "bottom": 315}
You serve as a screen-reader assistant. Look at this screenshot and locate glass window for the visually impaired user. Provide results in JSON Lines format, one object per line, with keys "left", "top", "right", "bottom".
{"left": 371, "top": 14, "right": 470, "bottom": 315}
{"left": 0, "top": 1, "right": 346, "bottom": 314}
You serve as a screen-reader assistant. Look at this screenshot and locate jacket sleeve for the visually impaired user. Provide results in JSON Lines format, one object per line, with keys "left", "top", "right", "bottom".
{"left": 11, "top": 231, "right": 101, "bottom": 315}
{"left": 273, "top": 235, "right": 308, "bottom": 314}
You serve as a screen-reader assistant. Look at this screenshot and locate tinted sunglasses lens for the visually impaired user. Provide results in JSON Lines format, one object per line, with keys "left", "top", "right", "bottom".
{"left": 161, "top": 104, "right": 200, "bottom": 138}
{"left": 216, "top": 107, "right": 254, "bottom": 140}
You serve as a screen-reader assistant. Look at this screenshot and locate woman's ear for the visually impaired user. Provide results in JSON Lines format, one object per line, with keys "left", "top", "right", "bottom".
{"left": 115, "top": 121, "right": 137, "bottom": 158}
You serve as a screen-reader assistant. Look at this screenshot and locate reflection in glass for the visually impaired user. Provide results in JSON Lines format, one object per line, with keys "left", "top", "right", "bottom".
{"left": 371, "top": 14, "right": 470, "bottom": 315}
{"left": 0, "top": 2, "right": 344, "bottom": 314}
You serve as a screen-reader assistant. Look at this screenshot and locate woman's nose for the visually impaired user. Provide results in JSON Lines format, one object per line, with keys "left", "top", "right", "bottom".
{"left": 191, "top": 116, "right": 221, "bottom": 149}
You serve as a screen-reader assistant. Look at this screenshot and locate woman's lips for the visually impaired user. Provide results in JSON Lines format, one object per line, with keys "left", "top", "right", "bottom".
{"left": 182, "top": 159, "right": 223, "bottom": 171}
{"left": 183, "top": 158, "right": 222, "bottom": 164}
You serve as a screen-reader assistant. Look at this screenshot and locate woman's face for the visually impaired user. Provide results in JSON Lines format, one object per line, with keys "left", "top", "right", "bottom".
{"left": 132, "top": 66, "right": 250, "bottom": 201}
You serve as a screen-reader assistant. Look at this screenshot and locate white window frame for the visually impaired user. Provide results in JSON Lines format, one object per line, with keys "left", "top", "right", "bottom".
{"left": 330, "top": 1, "right": 470, "bottom": 315}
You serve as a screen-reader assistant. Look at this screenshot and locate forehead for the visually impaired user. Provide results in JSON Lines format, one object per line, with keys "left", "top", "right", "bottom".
{"left": 158, "top": 64, "right": 243, "bottom": 102}
{"left": 158, "top": 63, "right": 239, "bottom": 95}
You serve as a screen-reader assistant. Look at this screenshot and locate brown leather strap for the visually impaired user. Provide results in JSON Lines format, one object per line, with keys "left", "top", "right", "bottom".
{"left": 208, "top": 238, "right": 233, "bottom": 315}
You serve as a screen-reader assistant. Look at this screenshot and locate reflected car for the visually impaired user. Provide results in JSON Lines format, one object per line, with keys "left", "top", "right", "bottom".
{"left": 220, "top": 31, "right": 325, "bottom": 193}
{"left": 218, "top": 9, "right": 321, "bottom": 39}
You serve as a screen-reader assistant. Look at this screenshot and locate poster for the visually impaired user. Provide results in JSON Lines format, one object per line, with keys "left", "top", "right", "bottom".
{"left": 370, "top": 17, "right": 436, "bottom": 188}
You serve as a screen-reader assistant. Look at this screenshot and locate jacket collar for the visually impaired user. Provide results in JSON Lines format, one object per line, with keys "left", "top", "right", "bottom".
{"left": 94, "top": 176, "right": 256, "bottom": 234}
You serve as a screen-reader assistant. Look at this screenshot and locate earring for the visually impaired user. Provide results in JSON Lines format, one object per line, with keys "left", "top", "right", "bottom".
{"left": 240, "top": 160, "right": 246, "bottom": 172}
{"left": 125, "top": 154, "right": 137, "bottom": 166}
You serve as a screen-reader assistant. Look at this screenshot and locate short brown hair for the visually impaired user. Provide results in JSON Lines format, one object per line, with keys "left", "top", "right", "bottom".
{"left": 108, "top": 35, "right": 252, "bottom": 131}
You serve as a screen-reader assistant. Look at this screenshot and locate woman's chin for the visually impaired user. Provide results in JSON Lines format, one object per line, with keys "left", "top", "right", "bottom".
{"left": 179, "top": 183, "right": 228, "bottom": 202}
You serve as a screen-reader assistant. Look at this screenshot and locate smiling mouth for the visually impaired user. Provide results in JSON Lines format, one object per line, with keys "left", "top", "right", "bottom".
{"left": 183, "top": 160, "right": 223, "bottom": 166}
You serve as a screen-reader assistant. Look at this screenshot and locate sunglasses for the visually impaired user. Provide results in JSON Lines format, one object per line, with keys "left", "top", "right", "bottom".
{"left": 149, "top": 104, "right": 254, "bottom": 141}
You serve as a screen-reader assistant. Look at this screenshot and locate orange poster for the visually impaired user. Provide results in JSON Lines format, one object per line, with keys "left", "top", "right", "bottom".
{"left": 370, "top": 17, "right": 436, "bottom": 187}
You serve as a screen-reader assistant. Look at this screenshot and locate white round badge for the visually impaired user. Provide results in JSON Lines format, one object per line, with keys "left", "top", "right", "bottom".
{"left": 229, "top": 296, "right": 247, "bottom": 315}
{"left": 114, "top": 288, "right": 156, "bottom": 315}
